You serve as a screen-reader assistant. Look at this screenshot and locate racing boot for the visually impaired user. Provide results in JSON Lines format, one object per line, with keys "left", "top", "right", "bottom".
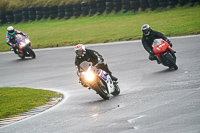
{"left": 109, "top": 73, "right": 118, "bottom": 81}
{"left": 107, "top": 70, "right": 118, "bottom": 81}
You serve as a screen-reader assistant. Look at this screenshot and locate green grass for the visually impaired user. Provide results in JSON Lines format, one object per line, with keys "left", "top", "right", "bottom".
{"left": 0, "top": 4, "right": 200, "bottom": 52}
{"left": 0, "top": 87, "right": 62, "bottom": 119}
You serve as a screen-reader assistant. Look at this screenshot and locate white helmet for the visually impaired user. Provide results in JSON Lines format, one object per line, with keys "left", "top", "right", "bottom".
{"left": 141, "top": 24, "right": 151, "bottom": 36}
{"left": 74, "top": 44, "right": 86, "bottom": 58}
{"left": 7, "top": 26, "right": 15, "bottom": 35}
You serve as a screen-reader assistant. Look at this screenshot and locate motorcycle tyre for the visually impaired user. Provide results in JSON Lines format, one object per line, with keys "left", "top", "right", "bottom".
{"left": 26, "top": 46, "right": 36, "bottom": 58}
{"left": 164, "top": 53, "right": 178, "bottom": 70}
{"left": 94, "top": 80, "right": 110, "bottom": 100}
{"left": 111, "top": 83, "right": 120, "bottom": 96}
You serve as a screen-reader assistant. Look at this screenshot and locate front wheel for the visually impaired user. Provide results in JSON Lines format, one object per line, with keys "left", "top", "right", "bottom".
{"left": 164, "top": 53, "right": 178, "bottom": 70}
{"left": 26, "top": 46, "right": 36, "bottom": 58}
{"left": 94, "top": 80, "right": 110, "bottom": 100}
{"left": 111, "top": 83, "right": 120, "bottom": 96}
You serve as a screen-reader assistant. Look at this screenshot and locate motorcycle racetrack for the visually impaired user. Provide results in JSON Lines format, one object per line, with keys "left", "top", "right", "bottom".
{"left": 0, "top": 35, "right": 200, "bottom": 133}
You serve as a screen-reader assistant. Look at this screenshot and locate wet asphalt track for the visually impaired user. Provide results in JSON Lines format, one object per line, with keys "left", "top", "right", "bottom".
{"left": 0, "top": 35, "right": 200, "bottom": 133}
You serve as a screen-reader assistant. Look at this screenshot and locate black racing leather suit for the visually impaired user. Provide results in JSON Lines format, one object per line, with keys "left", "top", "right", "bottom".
{"left": 142, "top": 30, "right": 172, "bottom": 54}
{"left": 75, "top": 49, "right": 103, "bottom": 72}
{"left": 75, "top": 49, "right": 117, "bottom": 84}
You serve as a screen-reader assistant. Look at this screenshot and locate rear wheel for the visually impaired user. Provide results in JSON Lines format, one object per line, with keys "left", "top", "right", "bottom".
{"left": 26, "top": 46, "right": 36, "bottom": 58}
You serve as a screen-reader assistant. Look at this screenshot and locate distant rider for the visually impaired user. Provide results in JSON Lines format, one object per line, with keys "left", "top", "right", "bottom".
{"left": 141, "top": 24, "right": 174, "bottom": 63}
{"left": 6, "top": 26, "right": 28, "bottom": 54}
{"left": 74, "top": 44, "right": 118, "bottom": 87}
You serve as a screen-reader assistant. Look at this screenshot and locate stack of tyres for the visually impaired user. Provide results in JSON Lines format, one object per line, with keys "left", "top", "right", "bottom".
{"left": 113, "top": 0, "right": 122, "bottom": 13}
{"left": 89, "top": 1, "right": 97, "bottom": 16}
{"left": 49, "top": 6, "right": 58, "bottom": 20}
{"left": 6, "top": 11, "right": 14, "bottom": 24}
{"left": 106, "top": 0, "right": 114, "bottom": 14}
{"left": 96, "top": 0, "right": 106, "bottom": 15}
{"left": 65, "top": 4, "right": 73, "bottom": 19}
{"left": 22, "top": 7, "right": 29, "bottom": 22}
{"left": 179, "top": 0, "right": 189, "bottom": 6}
{"left": 148, "top": 0, "right": 160, "bottom": 10}
{"left": 73, "top": 3, "right": 82, "bottom": 18}
{"left": 140, "top": 0, "right": 149, "bottom": 11}
{"left": 130, "top": 0, "right": 140, "bottom": 12}
{"left": 35, "top": 6, "right": 43, "bottom": 20}
{"left": 189, "top": 0, "right": 197, "bottom": 6}
{"left": 158, "top": 0, "right": 168, "bottom": 8}
{"left": 0, "top": 11, "right": 7, "bottom": 25}
{"left": 28, "top": 7, "right": 36, "bottom": 21}
{"left": 168, "top": 0, "right": 178, "bottom": 8}
{"left": 43, "top": 6, "right": 49, "bottom": 19}
{"left": 81, "top": 2, "right": 89, "bottom": 16}
{"left": 13, "top": 10, "right": 22, "bottom": 24}
{"left": 122, "top": 0, "right": 131, "bottom": 13}
{"left": 58, "top": 5, "right": 65, "bottom": 19}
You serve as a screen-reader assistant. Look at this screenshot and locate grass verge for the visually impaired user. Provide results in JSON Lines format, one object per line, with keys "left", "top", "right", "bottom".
{"left": 0, "top": 4, "right": 200, "bottom": 52}
{"left": 0, "top": 87, "right": 62, "bottom": 119}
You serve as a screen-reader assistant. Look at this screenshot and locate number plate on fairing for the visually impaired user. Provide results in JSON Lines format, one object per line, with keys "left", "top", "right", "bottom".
{"left": 99, "top": 71, "right": 107, "bottom": 81}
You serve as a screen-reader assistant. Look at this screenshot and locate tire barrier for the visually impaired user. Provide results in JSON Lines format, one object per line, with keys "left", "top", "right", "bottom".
{"left": 89, "top": 1, "right": 97, "bottom": 16}
{"left": 179, "top": 0, "right": 189, "bottom": 6}
{"left": 58, "top": 5, "right": 65, "bottom": 19}
{"left": 190, "top": 0, "right": 197, "bottom": 6}
{"left": 106, "top": 0, "right": 114, "bottom": 14}
{"left": 35, "top": 6, "right": 43, "bottom": 20}
{"left": 0, "top": 1, "right": 199, "bottom": 25}
{"left": 122, "top": 0, "right": 131, "bottom": 13}
{"left": 158, "top": 0, "right": 168, "bottom": 8}
{"left": 73, "top": 3, "right": 82, "bottom": 18}
{"left": 49, "top": 6, "right": 58, "bottom": 20}
{"left": 113, "top": 0, "right": 122, "bottom": 13}
{"left": 96, "top": 0, "right": 106, "bottom": 15}
{"left": 130, "top": 0, "right": 140, "bottom": 12}
{"left": 81, "top": 2, "right": 89, "bottom": 16}
{"left": 43, "top": 6, "right": 49, "bottom": 19}
{"left": 6, "top": 11, "right": 14, "bottom": 24}
{"left": 13, "top": 10, "right": 22, "bottom": 24}
{"left": 65, "top": 4, "right": 73, "bottom": 19}
{"left": 168, "top": 0, "right": 179, "bottom": 8}
{"left": 140, "top": 0, "right": 149, "bottom": 11}
{"left": 22, "top": 7, "right": 29, "bottom": 22}
{"left": 0, "top": 11, "right": 7, "bottom": 25}
{"left": 148, "top": 0, "right": 160, "bottom": 10}
{"left": 28, "top": 7, "right": 36, "bottom": 21}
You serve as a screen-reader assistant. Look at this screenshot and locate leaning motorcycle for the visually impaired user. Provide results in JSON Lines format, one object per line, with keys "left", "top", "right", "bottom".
{"left": 14, "top": 34, "right": 36, "bottom": 59}
{"left": 152, "top": 38, "right": 178, "bottom": 70}
{"left": 79, "top": 61, "right": 120, "bottom": 100}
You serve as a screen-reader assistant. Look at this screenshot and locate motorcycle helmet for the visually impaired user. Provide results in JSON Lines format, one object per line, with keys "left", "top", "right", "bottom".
{"left": 74, "top": 44, "right": 86, "bottom": 58}
{"left": 141, "top": 24, "right": 151, "bottom": 36}
{"left": 7, "top": 26, "right": 15, "bottom": 36}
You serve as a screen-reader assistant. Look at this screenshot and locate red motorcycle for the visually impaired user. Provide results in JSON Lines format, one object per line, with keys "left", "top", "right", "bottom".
{"left": 152, "top": 38, "right": 178, "bottom": 70}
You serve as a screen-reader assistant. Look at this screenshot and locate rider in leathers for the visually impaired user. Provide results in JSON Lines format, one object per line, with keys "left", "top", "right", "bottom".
{"left": 141, "top": 24, "right": 174, "bottom": 62}
{"left": 6, "top": 26, "right": 28, "bottom": 54}
{"left": 74, "top": 44, "right": 118, "bottom": 87}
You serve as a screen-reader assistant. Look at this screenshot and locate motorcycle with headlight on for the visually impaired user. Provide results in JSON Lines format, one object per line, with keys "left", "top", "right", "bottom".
{"left": 14, "top": 34, "right": 36, "bottom": 59}
{"left": 79, "top": 61, "right": 120, "bottom": 100}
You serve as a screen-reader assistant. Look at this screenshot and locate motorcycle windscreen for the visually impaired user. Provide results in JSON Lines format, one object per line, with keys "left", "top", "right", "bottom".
{"left": 153, "top": 39, "right": 168, "bottom": 54}
{"left": 79, "top": 61, "right": 93, "bottom": 72}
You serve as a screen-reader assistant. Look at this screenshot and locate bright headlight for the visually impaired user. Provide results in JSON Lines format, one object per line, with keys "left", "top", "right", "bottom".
{"left": 85, "top": 72, "right": 95, "bottom": 82}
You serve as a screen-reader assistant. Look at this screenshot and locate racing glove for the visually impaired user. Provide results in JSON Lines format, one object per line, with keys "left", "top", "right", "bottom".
{"left": 165, "top": 39, "right": 172, "bottom": 47}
